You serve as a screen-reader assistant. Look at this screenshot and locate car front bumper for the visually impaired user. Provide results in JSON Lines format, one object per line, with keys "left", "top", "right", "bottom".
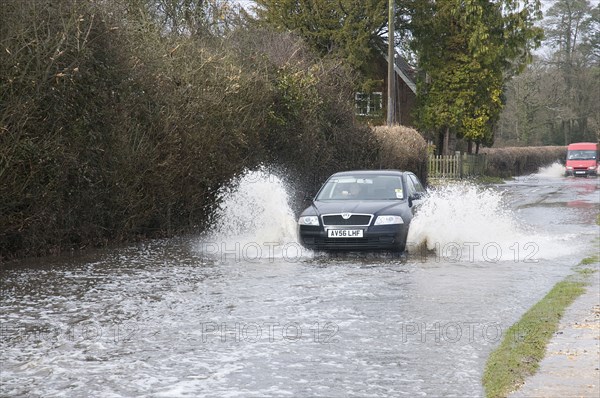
{"left": 565, "top": 169, "right": 598, "bottom": 177}
{"left": 298, "top": 224, "right": 408, "bottom": 251}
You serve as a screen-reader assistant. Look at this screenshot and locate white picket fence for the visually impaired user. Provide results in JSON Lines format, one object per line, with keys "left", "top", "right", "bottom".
{"left": 428, "top": 152, "right": 487, "bottom": 179}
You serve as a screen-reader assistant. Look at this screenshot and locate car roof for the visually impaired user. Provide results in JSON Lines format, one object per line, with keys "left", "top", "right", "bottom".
{"left": 329, "top": 170, "right": 409, "bottom": 177}
{"left": 567, "top": 143, "right": 597, "bottom": 149}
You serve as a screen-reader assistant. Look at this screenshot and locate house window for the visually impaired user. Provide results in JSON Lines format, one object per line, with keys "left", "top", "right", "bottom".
{"left": 355, "top": 92, "right": 383, "bottom": 116}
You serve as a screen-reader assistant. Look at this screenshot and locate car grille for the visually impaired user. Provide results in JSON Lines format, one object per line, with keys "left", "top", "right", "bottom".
{"left": 321, "top": 214, "right": 372, "bottom": 226}
{"left": 312, "top": 237, "right": 396, "bottom": 249}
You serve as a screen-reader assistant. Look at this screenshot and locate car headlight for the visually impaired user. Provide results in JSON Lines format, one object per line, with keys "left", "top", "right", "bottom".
{"left": 566, "top": 166, "right": 573, "bottom": 170}
{"left": 588, "top": 166, "right": 597, "bottom": 170}
{"left": 298, "top": 215, "right": 319, "bottom": 226}
{"left": 374, "top": 215, "right": 404, "bottom": 225}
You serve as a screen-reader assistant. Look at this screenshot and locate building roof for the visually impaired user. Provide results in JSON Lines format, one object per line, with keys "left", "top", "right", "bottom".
{"left": 383, "top": 51, "right": 417, "bottom": 94}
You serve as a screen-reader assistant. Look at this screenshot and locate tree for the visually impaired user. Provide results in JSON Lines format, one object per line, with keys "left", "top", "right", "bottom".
{"left": 543, "top": 0, "right": 598, "bottom": 143}
{"left": 496, "top": 59, "right": 551, "bottom": 146}
{"left": 588, "top": 4, "right": 600, "bottom": 62}
{"left": 544, "top": 0, "right": 594, "bottom": 67}
{"left": 410, "top": 0, "right": 543, "bottom": 154}
{"left": 129, "top": 0, "right": 239, "bottom": 37}
{"left": 253, "top": 0, "right": 389, "bottom": 84}
{"left": 495, "top": 2, "right": 599, "bottom": 146}
{"left": 253, "top": 0, "right": 545, "bottom": 152}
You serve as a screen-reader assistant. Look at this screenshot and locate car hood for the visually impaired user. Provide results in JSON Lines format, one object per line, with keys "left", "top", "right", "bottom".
{"left": 566, "top": 160, "right": 597, "bottom": 167}
{"left": 307, "top": 200, "right": 405, "bottom": 215}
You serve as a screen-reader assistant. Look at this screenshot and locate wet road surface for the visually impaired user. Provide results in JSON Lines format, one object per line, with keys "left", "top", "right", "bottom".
{"left": 1, "top": 171, "right": 598, "bottom": 397}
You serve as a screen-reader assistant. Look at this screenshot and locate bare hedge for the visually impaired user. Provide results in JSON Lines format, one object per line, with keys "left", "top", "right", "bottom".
{"left": 0, "top": 1, "right": 381, "bottom": 259}
{"left": 481, "top": 146, "right": 567, "bottom": 177}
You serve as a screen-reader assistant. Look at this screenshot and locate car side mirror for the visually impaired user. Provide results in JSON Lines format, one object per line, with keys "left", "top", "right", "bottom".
{"left": 410, "top": 192, "right": 422, "bottom": 200}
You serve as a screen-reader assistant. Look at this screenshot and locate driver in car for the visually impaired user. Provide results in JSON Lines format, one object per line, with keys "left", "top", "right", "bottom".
{"left": 345, "top": 184, "right": 362, "bottom": 198}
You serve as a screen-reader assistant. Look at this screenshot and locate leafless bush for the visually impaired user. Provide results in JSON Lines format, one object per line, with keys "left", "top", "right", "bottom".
{"left": 373, "top": 125, "right": 428, "bottom": 183}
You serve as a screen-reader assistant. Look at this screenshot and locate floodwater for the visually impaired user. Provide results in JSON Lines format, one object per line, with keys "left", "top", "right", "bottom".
{"left": 1, "top": 164, "right": 598, "bottom": 397}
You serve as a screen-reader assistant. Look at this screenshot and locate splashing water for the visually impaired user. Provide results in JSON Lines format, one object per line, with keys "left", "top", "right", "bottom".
{"left": 535, "top": 162, "right": 566, "bottom": 178}
{"left": 199, "top": 167, "right": 303, "bottom": 261}
{"left": 407, "top": 182, "right": 574, "bottom": 262}
{"left": 199, "top": 170, "right": 576, "bottom": 263}
{"left": 408, "top": 183, "right": 517, "bottom": 251}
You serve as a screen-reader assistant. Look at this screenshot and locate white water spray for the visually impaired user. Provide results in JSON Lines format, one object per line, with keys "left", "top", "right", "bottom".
{"left": 200, "top": 167, "right": 303, "bottom": 260}
{"left": 407, "top": 182, "right": 575, "bottom": 262}
{"left": 534, "top": 162, "right": 566, "bottom": 178}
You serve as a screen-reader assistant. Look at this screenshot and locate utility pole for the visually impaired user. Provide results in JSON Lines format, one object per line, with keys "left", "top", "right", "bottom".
{"left": 387, "top": 0, "right": 396, "bottom": 126}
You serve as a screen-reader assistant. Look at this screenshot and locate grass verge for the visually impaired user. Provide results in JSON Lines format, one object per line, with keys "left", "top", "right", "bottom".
{"left": 579, "top": 255, "right": 599, "bottom": 266}
{"left": 482, "top": 278, "right": 587, "bottom": 398}
{"left": 483, "top": 196, "right": 599, "bottom": 397}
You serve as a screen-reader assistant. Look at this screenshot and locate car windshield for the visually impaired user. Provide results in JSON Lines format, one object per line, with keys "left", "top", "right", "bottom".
{"left": 315, "top": 175, "right": 404, "bottom": 200}
{"left": 568, "top": 150, "right": 597, "bottom": 160}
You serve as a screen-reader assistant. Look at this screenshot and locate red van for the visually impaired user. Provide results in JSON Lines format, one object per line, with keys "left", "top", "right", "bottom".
{"left": 565, "top": 142, "right": 598, "bottom": 177}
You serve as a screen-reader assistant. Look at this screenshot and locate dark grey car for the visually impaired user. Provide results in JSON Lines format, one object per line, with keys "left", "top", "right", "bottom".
{"left": 298, "top": 170, "right": 426, "bottom": 252}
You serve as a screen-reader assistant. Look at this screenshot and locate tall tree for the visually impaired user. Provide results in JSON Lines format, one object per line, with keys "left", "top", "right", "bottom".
{"left": 544, "top": 0, "right": 594, "bottom": 67}
{"left": 496, "top": 59, "right": 550, "bottom": 146}
{"left": 588, "top": 4, "right": 600, "bottom": 62}
{"left": 495, "top": 2, "right": 599, "bottom": 146}
{"left": 543, "top": 0, "right": 597, "bottom": 143}
{"left": 410, "top": 0, "right": 543, "bottom": 154}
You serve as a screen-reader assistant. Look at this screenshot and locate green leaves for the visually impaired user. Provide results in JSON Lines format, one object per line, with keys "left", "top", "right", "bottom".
{"left": 254, "top": 0, "right": 387, "bottom": 76}
{"left": 412, "top": 0, "right": 542, "bottom": 149}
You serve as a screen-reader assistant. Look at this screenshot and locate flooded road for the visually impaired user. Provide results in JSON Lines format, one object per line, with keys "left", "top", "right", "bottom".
{"left": 1, "top": 166, "right": 599, "bottom": 397}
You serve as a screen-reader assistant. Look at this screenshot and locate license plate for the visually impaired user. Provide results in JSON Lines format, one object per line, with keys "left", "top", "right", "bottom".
{"left": 575, "top": 171, "right": 585, "bottom": 174}
{"left": 327, "top": 229, "right": 363, "bottom": 238}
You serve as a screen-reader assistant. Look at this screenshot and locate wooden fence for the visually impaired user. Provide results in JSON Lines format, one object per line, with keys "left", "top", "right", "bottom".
{"left": 428, "top": 152, "right": 488, "bottom": 179}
